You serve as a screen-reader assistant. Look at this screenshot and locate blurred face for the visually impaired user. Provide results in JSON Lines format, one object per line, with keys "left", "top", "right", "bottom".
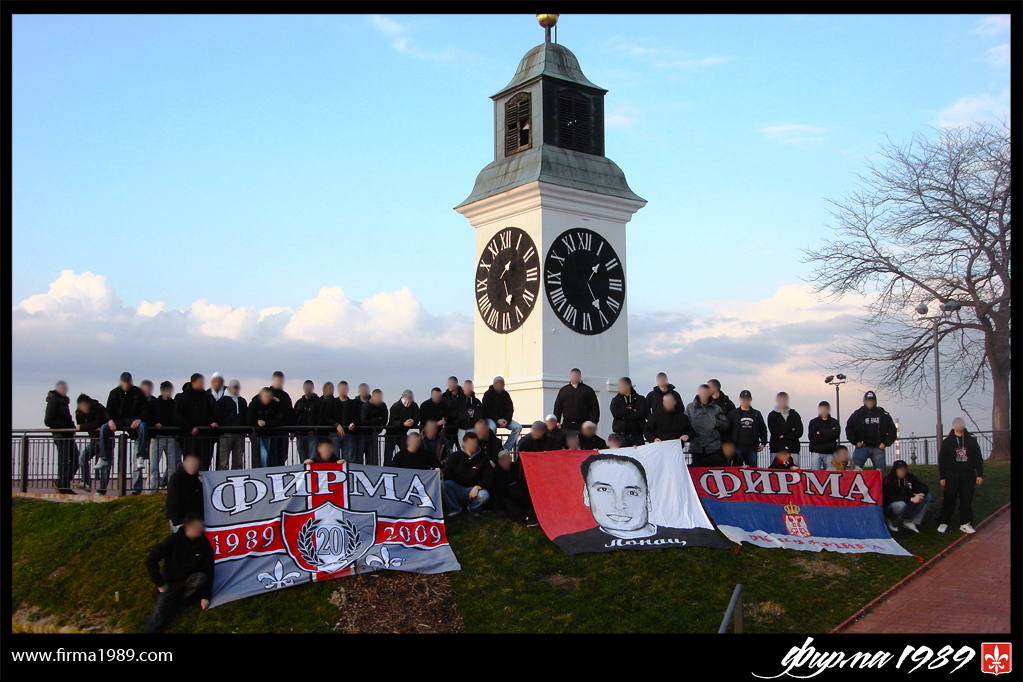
{"left": 952, "top": 418, "right": 965, "bottom": 434}
{"left": 474, "top": 421, "right": 489, "bottom": 439}
{"left": 120, "top": 379, "right": 131, "bottom": 391}
{"left": 570, "top": 370, "right": 582, "bottom": 384}
{"left": 271, "top": 375, "right": 284, "bottom": 390}
{"left": 697, "top": 386, "right": 710, "bottom": 402}
{"left": 582, "top": 423, "right": 596, "bottom": 437}
{"left": 192, "top": 377, "right": 205, "bottom": 392}
{"left": 423, "top": 421, "right": 438, "bottom": 438}
{"left": 895, "top": 466, "right": 907, "bottom": 479}
{"left": 865, "top": 397, "right": 877, "bottom": 409}
{"left": 656, "top": 375, "right": 668, "bottom": 389}
{"left": 183, "top": 518, "right": 206, "bottom": 539}
{"left": 545, "top": 419, "right": 558, "bottom": 431}
{"left": 463, "top": 438, "right": 478, "bottom": 455}
{"left": 322, "top": 384, "right": 334, "bottom": 398}
{"left": 406, "top": 435, "right": 421, "bottom": 452}
{"left": 834, "top": 449, "right": 849, "bottom": 463}
{"left": 229, "top": 383, "right": 240, "bottom": 397}
{"left": 78, "top": 400, "right": 90, "bottom": 414}
{"left": 211, "top": 376, "right": 224, "bottom": 392}
{"left": 565, "top": 434, "right": 580, "bottom": 450}
{"left": 317, "top": 442, "right": 335, "bottom": 460}
{"left": 371, "top": 392, "right": 382, "bottom": 405}
{"left": 722, "top": 442, "right": 736, "bottom": 458}
{"left": 777, "top": 451, "right": 790, "bottom": 462}
{"left": 338, "top": 383, "right": 349, "bottom": 399}
{"left": 55, "top": 382, "right": 68, "bottom": 396}
{"left": 583, "top": 460, "right": 650, "bottom": 533}
{"left": 303, "top": 383, "right": 314, "bottom": 397}
{"left": 358, "top": 384, "right": 369, "bottom": 400}
{"left": 403, "top": 392, "right": 413, "bottom": 403}
{"left": 818, "top": 404, "right": 831, "bottom": 418}
{"left": 740, "top": 396, "right": 752, "bottom": 408}
{"left": 663, "top": 395, "right": 677, "bottom": 413}
{"left": 260, "top": 389, "right": 273, "bottom": 405}
{"left": 463, "top": 381, "right": 474, "bottom": 395}
{"left": 493, "top": 380, "right": 504, "bottom": 392}
{"left": 182, "top": 455, "right": 200, "bottom": 475}
{"left": 498, "top": 453, "right": 512, "bottom": 471}
{"left": 447, "top": 378, "right": 458, "bottom": 392}
{"left": 531, "top": 426, "right": 545, "bottom": 440}
{"left": 431, "top": 390, "right": 442, "bottom": 404}
{"left": 708, "top": 382, "right": 721, "bottom": 396}
{"left": 617, "top": 379, "right": 631, "bottom": 395}
{"left": 777, "top": 395, "right": 789, "bottom": 410}
{"left": 141, "top": 383, "right": 152, "bottom": 398}
{"left": 607, "top": 437, "right": 623, "bottom": 448}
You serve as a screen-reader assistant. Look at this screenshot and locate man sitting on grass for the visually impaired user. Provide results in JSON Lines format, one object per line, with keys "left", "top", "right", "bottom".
{"left": 493, "top": 451, "right": 537, "bottom": 527}
{"left": 143, "top": 512, "right": 213, "bottom": 633}
{"left": 392, "top": 432, "right": 442, "bottom": 471}
{"left": 882, "top": 459, "right": 930, "bottom": 534}
{"left": 442, "top": 432, "right": 493, "bottom": 517}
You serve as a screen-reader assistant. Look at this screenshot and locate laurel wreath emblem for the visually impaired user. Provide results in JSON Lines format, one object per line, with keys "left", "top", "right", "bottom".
{"left": 297, "top": 517, "right": 363, "bottom": 569}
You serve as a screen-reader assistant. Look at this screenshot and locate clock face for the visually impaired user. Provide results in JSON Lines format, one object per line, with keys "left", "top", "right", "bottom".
{"left": 544, "top": 228, "right": 625, "bottom": 335}
{"left": 475, "top": 227, "right": 540, "bottom": 334}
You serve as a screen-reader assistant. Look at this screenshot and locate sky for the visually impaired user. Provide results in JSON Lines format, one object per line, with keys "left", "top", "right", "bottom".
{"left": 11, "top": 13, "right": 1011, "bottom": 434}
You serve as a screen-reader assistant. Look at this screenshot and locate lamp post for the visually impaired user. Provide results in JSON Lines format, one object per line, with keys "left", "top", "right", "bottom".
{"left": 915, "top": 300, "right": 963, "bottom": 457}
{"left": 824, "top": 373, "right": 847, "bottom": 426}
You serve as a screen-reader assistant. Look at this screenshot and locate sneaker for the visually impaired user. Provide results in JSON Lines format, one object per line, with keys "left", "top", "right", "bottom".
{"left": 445, "top": 507, "right": 463, "bottom": 518}
{"left": 937, "top": 524, "right": 948, "bottom": 533}
{"left": 902, "top": 521, "right": 920, "bottom": 533}
{"left": 959, "top": 523, "right": 976, "bottom": 534}
{"left": 526, "top": 519, "right": 540, "bottom": 528}
{"left": 886, "top": 521, "right": 899, "bottom": 533}
{"left": 72, "top": 482, "right": 91, "bottom": 493}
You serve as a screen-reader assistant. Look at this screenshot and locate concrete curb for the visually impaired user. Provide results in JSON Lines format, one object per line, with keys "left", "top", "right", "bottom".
{"left": 12, "top": 491, "right": 118, "bottom": 504}
{"left": 831, "top": 501, "right": 1011, "bottom": 634}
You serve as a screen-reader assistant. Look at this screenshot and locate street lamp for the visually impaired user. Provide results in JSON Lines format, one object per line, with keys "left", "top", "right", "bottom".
{"left": 916, "top": 300, "right": 963, "bottom": 457}
{"left": 824, "top": 373, "right": 848, "bottom": 426}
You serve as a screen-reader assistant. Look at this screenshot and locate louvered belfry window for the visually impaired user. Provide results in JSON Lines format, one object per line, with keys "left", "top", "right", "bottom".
{"left": 557, "top": 91, "right": 591, "bottom": 153}
{"left": 505, "top": 92, "right": 531, "bottom": 156}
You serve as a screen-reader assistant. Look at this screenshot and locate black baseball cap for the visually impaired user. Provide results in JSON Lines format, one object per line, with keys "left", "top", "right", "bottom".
{"left": 739, "top": 390, "right": 752, "bottom": 399}
{"left": 864, "top": 390, "right": 877, "bottom": 401}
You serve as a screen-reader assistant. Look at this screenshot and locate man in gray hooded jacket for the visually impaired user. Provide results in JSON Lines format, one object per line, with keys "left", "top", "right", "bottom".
{"left": 685, "top": 384, "right": 730, "bottom": 466}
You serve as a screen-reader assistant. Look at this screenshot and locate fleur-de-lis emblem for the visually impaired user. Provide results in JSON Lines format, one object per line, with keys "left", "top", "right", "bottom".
{"left": 985, "top": 646, "right": 1009, "bottom": 673}
{"left": 257, "top": 560, "right": 302, "bottom": 590}
{"left": 364, "top": 546, "right": 404, "bottom": 569}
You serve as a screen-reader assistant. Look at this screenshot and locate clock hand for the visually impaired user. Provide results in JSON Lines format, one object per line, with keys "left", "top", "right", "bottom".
{"left": 503, "top": 280, "right": 512, "bottom": 305}
{"left": 500, "top": 261, "right": 511, "bottom": 278}
{"left": 588, "top": 263, "right": 600, "bottom": 281}
{"left": 586, "top": 282, "right": 600, "bottom": 308}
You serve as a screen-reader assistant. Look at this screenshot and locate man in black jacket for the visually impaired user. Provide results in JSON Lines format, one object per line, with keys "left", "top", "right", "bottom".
{"left": 644, "top": 394, "right": 693, "bottom": 444}
{"left": 473, "top": 418, "right": 503, "bottom": 463}
{"left": 517, "top": 421, "right": 555, "bottom": 453}
{"left": 359, "top": 389, "right": 389, "bottom": 465}
{"left": 75, "top": 394, "right": 108, "bottom": 493}
{"left": 846, "top": 390, "right": 896, "bottom": 476}
{"left": 128, "top": 380, "right": 160, "bottom": 494}
{"left": 101, "top": 372, "right": 150, "bottom": 484}
{"left": 420, "top": 419, "right": 451, "bottom": 464}
{"left": 175, "top": 374, "right": 217, "bottom": 471}
{"left": 457, "top": 380, "right": 485, "bottom": 441}
{"left": 419, "top": 388, "right": 448, "bottom": 429}
{"left": 293, "top": 380, "right": 323, "bottom": 464}
{"left": 441, "top": 376, "right": 465, "bottom": 444}
{"left": 386, "top": 390, "right": 419, "bottom": 466}
{"left": 45, "top": 380, "right": 78, "bottom": 494}
{"left": 248, "top": 387, "right": 286, "bottom": 467}
{"left": 646, "top": 373, "right": 682, "bottom": 417}
{"left": 332, "top": 381, "right": 361, "bottom": 463}
{"left": 482, "top": 377, "right": 521, "bottom": 452}
{"left": 150, "top": 381, "right": 180, "bottom": 487}
{"left": 728, "top": 390, "right": 767, "bottom": 468}
{"left": 392, "top": 432, "right": 442, "bottom": 471}
{"left": 882, "top": 459, "right": 930, "bottom": 534}
{"left": 166, "top": 451, "right": 204, "bottom": 530}
{"left": 442, "top": 433, "right": 494, "bottom": 516}
{"left": 579, "top": 421, "right": 608, "bottom": 450}
{"left": 807, "top": 400, "right": 842, "bottom": 470}
{"left": 214, "top": 379, "right": 247, "bottom": 471}
{"left": 143, "top": 513, "right": 214, "bottom": 633}
{"left": 554, "top": 368, "right": 600, "bottom": 431}
{"left": 270, "top": 371, "right": 294, "bottom": 425}
{"left": 936, "top": 418, "right": 984, "bottom": 534}
{"left": 767, "top": 392, "right": 803, "bottom": 456}
{"left": 545, "top": 414, "right": 566, "bottom": 450}
{"left": 493, "top": 451, "right": 537, "bottom": 525}
{"left": 707, "top": 379, "right": 737, "bottom": 428}
{"left": 610, "top": 377, "right": 649, "bottom": 447}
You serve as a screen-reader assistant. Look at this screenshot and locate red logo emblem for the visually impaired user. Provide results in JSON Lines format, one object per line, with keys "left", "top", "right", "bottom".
{"left": 783, "top": 503, "right": 810, "bottom": 538}
{"left": 982, "top": 643, "right": 1011, "bottom": 676}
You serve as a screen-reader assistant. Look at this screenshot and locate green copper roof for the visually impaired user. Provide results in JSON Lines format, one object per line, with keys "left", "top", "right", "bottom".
{"left": 492, "top": 42, "right": 606, "bottom": 99}
{"left": 456, "top": 145, "right": 645, "bottom": 208}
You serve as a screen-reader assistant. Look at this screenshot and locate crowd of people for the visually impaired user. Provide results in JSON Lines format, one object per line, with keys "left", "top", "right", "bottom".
{"left": 40, "top": 368, "right": 986, "bottom": 632}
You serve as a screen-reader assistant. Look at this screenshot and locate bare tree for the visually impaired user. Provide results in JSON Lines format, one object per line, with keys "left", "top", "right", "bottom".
{"left": 804, "top": 122, "right": 1010, "bottom": 460}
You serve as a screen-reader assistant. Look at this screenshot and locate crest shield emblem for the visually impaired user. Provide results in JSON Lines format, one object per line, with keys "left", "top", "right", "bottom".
{"left": 783, "top": 504, "right": 810, "bottom": 538}
{"left": 282, "top": 501, "right": 377, "bottom": 575}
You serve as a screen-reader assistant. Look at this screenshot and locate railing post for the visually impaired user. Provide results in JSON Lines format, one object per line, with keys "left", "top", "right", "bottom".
{"left": 735, "top": 589, "right": 743, "bottom": 633}
{"left": 20, "top": 434, "right": 29, "bottom": 493}
{"left": 117, "top": 432, "right": 128, "bottom": 497}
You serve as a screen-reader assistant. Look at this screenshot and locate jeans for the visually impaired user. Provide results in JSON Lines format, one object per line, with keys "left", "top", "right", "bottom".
{"left": 132, "top": 447, "right": 161, "bottom": 494}
{"left": 338, "top": 435, "right": 353, "bottom": 463}
{"left": 217, "top": 434, "right": 245, "bottom": 470}
{"left": 443, "top": 480, "right": 490, "bottom": 513}
{"left": 100, "top": 419, "right": 148, "bottom": 464}
{"left": 737, "top": 449, "right": 759, "bottom": 468}
{"left": 487, "top": 419, "right": 523, "bottom": 451}
{"left": 853, "top": 446, "right": 887, "bottom": 475}
{"left": 383, "top": 435, "right": 403, "bottom": 466}
{"left": 352, "top": 435, "right": 372, "bottom": 465}
{"left": 296, "top": 434, "right": 317, "bottom": 462}
{"left": 151, "top": 437, "right": 180, "bottom": 486}
{"left": 885, "top": 493, "right": 931, "bottom": 526}
{"left": 53, "top": 436, "right": 79, "bottom": 492}
{"left": 143, "top": 572, "right": 209, "bottom": 634}
{"left": 813, "top": 453, "right": 830, "bottom": 470}
{"left": 253, "top": 436, "right": 283, "bottom": 468}
{"left": 77, "top": 440, "right": 109, "bottom": 492}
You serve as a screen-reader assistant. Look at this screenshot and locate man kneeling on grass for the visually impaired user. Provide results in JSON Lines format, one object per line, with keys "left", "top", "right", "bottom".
{"left": 882, "top": 459, "right": 930, "bottom": 534}
{"left": 143, "top": 513, "right": 214, "bottom": 633}
{"left": 442, "top": 432, "right": 493, "bottom": 517}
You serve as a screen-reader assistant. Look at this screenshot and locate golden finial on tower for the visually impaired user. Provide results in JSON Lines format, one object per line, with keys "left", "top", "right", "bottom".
{"left": 537, "top": 14, "right": 559, "bottom": 43}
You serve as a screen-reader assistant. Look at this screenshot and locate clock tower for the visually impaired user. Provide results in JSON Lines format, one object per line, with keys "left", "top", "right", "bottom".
{"left": 455, "top": 15, "right": 646, "bottom": 435}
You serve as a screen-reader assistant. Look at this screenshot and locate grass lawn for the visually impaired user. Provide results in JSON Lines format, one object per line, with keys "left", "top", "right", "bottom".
{"left": 11, "top": 462, "right": 1010, "bottom": 633}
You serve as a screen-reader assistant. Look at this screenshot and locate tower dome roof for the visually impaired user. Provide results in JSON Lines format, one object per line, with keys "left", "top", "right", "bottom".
{"left": 493, "top": 42, "right": 606, "bottom": 99}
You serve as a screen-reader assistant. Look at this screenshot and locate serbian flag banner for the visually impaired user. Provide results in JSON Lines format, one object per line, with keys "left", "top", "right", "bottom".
{"left": 520, "top": 440, "right": 733, "bottom": 556}
{"left": 689, "top": 467, "right": 911, "bottom": 556}
{"left": 201, "top": 462, "right": 460, "bottom": 607}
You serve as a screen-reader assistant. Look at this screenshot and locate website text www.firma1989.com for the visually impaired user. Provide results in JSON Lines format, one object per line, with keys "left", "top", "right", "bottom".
{"left": 11, "top": 649, "right": 172, "bottom": 663}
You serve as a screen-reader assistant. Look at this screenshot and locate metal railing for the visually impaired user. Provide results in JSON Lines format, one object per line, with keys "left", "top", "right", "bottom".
{"left": 718, "top": 583, "right": 743, "bottom": 633}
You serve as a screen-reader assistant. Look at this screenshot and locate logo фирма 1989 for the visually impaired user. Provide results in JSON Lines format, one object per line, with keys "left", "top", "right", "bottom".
{"left": 981, "top": 643, "right": 1011, "bottom": 676}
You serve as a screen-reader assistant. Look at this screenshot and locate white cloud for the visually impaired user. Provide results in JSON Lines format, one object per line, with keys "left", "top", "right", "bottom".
{"left": 605, "top": 105, "right": 641, "bottom": 129}
{"left": 137, "top": 300, "right": 167, "bottom": 317}
{"left": 936, "top": 89, "right": 1011, "bottom": 128}
{"left": 16, "top": 270, "right": 124, "bottom": 316}
{"left": 602, "top": 37, "right": 732, "bottom": 71}
{"left": 970, "top": 15, "right": 1010, "bottom": 36}
{"left": 367, "top": 14, "right": 466, "bottom": 64}
{"left": 756, "top": 124, "right": 829, "bottom": 146}
{"left": 984, "top": 44, "right": 1011, "bottom": 67}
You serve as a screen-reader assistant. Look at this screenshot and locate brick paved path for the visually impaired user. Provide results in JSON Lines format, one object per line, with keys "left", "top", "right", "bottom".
{"left": 843, "top": 509, "right": 1011, "bottom": 633}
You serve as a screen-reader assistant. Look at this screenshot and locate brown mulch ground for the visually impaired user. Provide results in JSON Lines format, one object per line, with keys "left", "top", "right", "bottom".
{"left": 329, "top": 571, "right": 464, "bottom": 634}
